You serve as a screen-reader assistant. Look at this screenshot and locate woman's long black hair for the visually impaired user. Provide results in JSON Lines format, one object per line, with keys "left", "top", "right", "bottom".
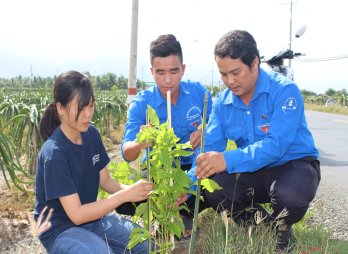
{"left": 39, "top": 71, "right": 94, "bottom": 141}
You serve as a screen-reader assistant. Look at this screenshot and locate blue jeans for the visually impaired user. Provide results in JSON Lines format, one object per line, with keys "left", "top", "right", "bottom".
{"left": 50, "top": 214, "right": 149, "bottom": 254}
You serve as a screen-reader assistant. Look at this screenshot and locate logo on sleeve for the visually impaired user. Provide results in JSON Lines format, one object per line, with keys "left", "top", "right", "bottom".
{"left": 282, "top": 97, "right": 297, "bottom": 113}
{"left": 92, "top": 154, "right": 100, "bottom": 165}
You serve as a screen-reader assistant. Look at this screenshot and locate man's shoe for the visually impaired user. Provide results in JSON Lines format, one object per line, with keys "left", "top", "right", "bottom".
{"left": 276, "top": 225, "right": 296, "bottom": 253}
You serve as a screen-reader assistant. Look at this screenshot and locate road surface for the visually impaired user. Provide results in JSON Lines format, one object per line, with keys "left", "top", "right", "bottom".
{"left": 305, "top": 110, "right": 348, "bottom": 240}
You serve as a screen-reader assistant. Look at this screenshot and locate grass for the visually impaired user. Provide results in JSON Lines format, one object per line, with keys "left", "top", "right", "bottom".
{"left": 195, "top": 208, "right": 348, "bottom": 254}
{"left": 305, "top": 103, "right": 348, "bottom": 115}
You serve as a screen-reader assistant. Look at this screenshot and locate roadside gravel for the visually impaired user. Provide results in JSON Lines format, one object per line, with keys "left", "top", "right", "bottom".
{"left": 310, "top": 165, "right": 348, "bottom": 241}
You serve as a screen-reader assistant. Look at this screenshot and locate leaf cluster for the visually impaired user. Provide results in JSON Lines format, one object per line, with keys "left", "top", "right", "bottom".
{"left": 128, "top": 105, "right": 194, "bottom": 251}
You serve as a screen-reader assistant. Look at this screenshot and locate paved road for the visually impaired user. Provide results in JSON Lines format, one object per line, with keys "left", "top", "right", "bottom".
{"left": 305, "top": 110, "right": 348, "bottom": 240}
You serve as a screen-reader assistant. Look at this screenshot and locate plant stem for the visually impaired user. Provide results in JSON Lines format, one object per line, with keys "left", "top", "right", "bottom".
{"left": 166, "top": 90, "right": 175, "bottom": 250}
{"left": 189, "top": 92, "right": 209, "bottom": 254}
{"left": 146, "top": 109, "right": 152, "bottom": 253}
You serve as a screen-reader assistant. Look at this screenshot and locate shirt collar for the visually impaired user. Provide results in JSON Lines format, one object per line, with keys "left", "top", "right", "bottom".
{"left": 222, "top": 67, "right": 270, "bottom": 106}
{"left": 253, "top": 68, "right": 270, "bottom": 98}
{"left": 154, "top": 82, "right": 190, "bottom": 107}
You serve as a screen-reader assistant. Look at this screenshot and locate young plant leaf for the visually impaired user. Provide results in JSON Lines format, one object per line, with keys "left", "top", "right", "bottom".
{"left": 147, "top": 105, "right": 160, "bottom": 127}
{"left": 201, "top": 178, "right": 222, "bottom": 192}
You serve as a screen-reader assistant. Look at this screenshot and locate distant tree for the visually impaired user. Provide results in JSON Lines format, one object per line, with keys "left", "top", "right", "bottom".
{"left": 136, "top": 80, "right": 144, "bottom": 89}
{"left": 338, "top": 88, "right": 347, "bottom": 96}
{"left": 325, "top": 88, "right": 336, "bottom": 96}
{"left": 301, "top": 89, "right": 317, "bottom": 97}
{"left": 117, "top": 75, "right": 128, "bottom": 90}
{"left": 301, "top": 89, "right": 317, "bottom": 100}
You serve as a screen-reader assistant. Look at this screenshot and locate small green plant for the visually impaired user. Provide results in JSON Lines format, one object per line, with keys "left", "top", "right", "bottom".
{"left": 129, "top": 105, "right": 195, "bottom": 252}
{"left": 111, "top": 105, "right": 219, "bottom": 253}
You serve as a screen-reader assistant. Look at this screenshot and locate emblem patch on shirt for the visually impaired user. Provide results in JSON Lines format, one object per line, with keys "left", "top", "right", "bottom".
{"left": 187, "top": 106, "right": 201, "bottom": 128}
{"left": 92, "top": 154, "right": 100, "bottom": 165}
{"left": 192, "top": 121, "right": 199, "bottom": 127}
{"left": 258, "top": 123, "right": 270, "bottom": 134}
{"left": 282, "top": 97, "right": 297, "bottom": 113}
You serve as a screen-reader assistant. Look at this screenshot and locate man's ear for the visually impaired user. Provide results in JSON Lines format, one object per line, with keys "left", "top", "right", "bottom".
{"left": 252, "top": 57, "right": 260, "bottom": 70}
{"left": 181, "top": 64, "right": 186, "bottom": 75}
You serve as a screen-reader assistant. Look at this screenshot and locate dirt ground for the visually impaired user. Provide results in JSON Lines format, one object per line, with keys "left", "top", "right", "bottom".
{"left": 0, "top": 171, "right": 42, "bottom": 253}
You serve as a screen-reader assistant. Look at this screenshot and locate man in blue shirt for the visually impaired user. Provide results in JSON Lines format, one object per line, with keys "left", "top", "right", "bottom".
{"left": 118, "top": 35, "right": 212, "bottom": 228}
{"left": 122, "top": 34, "right": 212, "bottom": 169}
{"left": 186, "top": 30, "right": 320, "bottom": 252}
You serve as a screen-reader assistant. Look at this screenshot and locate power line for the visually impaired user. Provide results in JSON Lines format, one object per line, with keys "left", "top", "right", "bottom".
{"left": 295, "top": 54, "right": 348, "bottom": 62}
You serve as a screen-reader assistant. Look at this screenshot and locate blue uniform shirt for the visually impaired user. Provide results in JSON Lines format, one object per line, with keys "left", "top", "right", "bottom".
{"left": 34, "top": 125, "right": 110, "bottom": 251}
{"left": 122, "top": 80, "right": 212, "bottom": 166}
{"left": 188, "top": 68, "right": 318, "bottom": 183}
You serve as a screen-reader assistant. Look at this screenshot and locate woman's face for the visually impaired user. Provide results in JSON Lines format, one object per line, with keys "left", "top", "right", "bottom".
{"left": 57, "top": 95, "right": 94, "bottom": 134}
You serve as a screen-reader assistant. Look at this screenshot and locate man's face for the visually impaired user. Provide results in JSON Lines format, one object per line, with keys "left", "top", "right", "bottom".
{"left": 215, "top": 56, "right": 259, "bottom": 105}
{"left": 151, "top": 54, "right": 186, "bottom": 100}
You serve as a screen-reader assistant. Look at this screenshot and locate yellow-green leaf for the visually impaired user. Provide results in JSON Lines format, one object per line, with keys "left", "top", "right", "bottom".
{"left": 201, "top": 178, "right": 222, "bottom": 192}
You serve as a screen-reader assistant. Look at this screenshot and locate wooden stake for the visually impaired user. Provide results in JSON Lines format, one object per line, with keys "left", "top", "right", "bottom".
{"left": 189, "top": 92, "right": 209, "bottom": 254}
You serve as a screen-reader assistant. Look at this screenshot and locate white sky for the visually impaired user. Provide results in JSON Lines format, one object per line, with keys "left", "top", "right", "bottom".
{"left": 0, "top": 0, "right": 347, "bottom": 94}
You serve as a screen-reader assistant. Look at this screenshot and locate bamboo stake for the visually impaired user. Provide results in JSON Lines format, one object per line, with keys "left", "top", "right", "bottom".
{"left": 189, "top": 92, "right": 209, "bottom": 254}
{"left": 146, "top": 109, "right": 152, "bottom": 253}
{"left": 167, "top": 90, "right": 172, "bottom": 129}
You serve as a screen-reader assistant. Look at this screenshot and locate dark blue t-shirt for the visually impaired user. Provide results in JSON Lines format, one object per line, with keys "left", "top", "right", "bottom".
{"left": 34, "top": 125, "right": 110, "bottom": 251}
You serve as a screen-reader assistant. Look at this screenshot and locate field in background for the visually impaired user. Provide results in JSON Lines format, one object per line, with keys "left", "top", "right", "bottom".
{"left": 305, "top": 103, "right": 348, "bottom": 115}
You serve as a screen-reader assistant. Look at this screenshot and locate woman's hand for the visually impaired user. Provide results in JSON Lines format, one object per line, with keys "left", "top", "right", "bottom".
{"left": 124, "top": 179, "right": 153, "bottom": 202}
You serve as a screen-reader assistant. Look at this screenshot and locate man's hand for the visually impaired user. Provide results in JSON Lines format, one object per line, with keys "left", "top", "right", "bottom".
{"left": 175, "top": 194, "right": 189, "bottom": 206}
{"left": 137, "top": 124, "right": 153, "bottom": 149}
{"left": 137, "top": 140, "right": 152, "bottom": 149}
{"left": 122, "top": 124, "right": 153, "bottom": 162}
{"left": 195, "top": 151, "right": 226, "bottom": 179}
{"left": 190, "top": 130, "right": 202, "bottom": 150}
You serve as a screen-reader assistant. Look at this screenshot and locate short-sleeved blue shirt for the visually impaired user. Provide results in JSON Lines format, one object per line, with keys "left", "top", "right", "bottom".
{"left": 34, "top": 125, "right": 109, "bottom": 251}
{"left": 188, "top": 68, "right": 318, "bottom": 183}
{"left": 122, "top": 80, "right": 212, "bottom": 165}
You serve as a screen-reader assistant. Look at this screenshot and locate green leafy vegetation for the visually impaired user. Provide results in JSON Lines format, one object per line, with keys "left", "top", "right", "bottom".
{"left": 106, "top": 105, "right": 220, "bottom": 253}
{"left": 0, "top": 87, "right": 127, "bottom": 190}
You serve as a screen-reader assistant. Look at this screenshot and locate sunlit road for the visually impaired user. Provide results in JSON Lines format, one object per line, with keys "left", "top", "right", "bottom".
{"left": 306, "top": 110, "right": 348, "bottom": 167}
{"left": 305, "top": 110, "right": 348, "bottom": 189}
{"left": 305, "top": 110, "right": 348, "bottom": 239}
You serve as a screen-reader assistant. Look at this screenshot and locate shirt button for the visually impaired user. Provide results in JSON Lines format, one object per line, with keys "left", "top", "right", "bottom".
{"left": 247, "top": 111, "right": 251, "bottom": 115}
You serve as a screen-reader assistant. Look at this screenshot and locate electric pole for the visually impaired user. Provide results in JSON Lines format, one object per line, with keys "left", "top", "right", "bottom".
{"left": 288, "top": 0, "right": 293, "bottom": 67}
{"left": 127, "top": 0, "right": 139, "bottom": 104}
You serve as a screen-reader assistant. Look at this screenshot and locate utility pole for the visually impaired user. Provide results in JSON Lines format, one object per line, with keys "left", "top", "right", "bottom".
{"left": 127, "top": 0, "right": 139, "bottom": 104}
{"left": 142, "top": 65, "right": 145, "bottom": 90}
{"left": 288, "top": 0, "right": 293, "bottom": 68}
